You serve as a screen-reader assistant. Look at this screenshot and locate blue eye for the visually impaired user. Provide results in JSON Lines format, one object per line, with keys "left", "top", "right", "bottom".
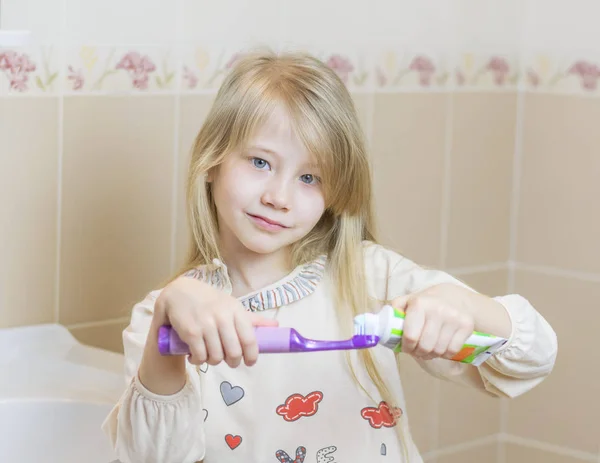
{"left": 300, "top": 174, "right": 320, "bottom": 185}
{"left": 252, "top": 157, "right": 270, "bottom": 170}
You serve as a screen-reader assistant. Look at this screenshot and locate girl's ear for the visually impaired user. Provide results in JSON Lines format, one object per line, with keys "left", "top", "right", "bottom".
{"left": 205, "top": 168, "right": 215, "bottom": 183}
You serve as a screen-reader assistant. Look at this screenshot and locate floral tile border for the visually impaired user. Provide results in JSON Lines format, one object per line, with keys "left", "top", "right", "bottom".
{"left": 65, "top": 46, "right": 176, "bottom": 93}
{"left": 180, "top": 46, "right": 239, "bottom": 91}
{"left": 524, "top": 54, "right": 600, "bottom": 94}
{"left": 375, "top": 50, "right": 450, "bottom": 90}
{"left": 454, "top": 53, "right": 519, "bottom": 90}
{"left": 3, "top": 45, "right": 600, "bottom": 96}
{"left": 179, "top": 44, "right": 372, "bottom": 92}
{"left": 0, "top": 46, "right": 60, "bottom": 95}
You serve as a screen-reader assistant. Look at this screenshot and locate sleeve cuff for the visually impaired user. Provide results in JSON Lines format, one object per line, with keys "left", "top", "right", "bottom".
{"left": 489, "top": 294, "right": 535, "bottom": 359}
{"left": 133, "top": 371, "right": 196, "bottom": 403}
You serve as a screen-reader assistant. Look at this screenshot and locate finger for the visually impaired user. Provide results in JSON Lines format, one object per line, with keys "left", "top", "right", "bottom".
{"left": 400, "top": 299, "right": 424, "bottom": 355}
{"left": 432, "top": 323, "right": 456, "bottom": 358}
{"left": 187, "top": 339, "right": 208, "bottom": 365}
{"left": 414, "top": 317, "right": 442, "bottom": 357}
{"left": 235, "top": 312, "right": 259, "bottom": 366}
{"left": 248, "top": 312, "right": 279, "bottom": 327}
{"left": 445, "top": 326, "right": 473, "bottom": 360}
{"left": 218, "top": 317, "right": 243, "bottom": 368}
{"left": 172, "top": 320, "right": 206, "bottom": 365}
{"left": 203, "top": 321, "right": 225, "bottom": 366}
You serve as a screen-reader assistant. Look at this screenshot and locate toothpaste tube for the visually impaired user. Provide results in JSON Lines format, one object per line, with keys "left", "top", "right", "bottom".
{"left": 353, "top": 305, "right": 508, "bottom": 366}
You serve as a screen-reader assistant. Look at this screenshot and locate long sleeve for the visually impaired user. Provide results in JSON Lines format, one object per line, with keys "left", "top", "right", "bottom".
{"left": 101, "top": 291, "right": 206, "bottom": 463}
{"left": 364, "top": 242, "right": 558, "bottom": 399}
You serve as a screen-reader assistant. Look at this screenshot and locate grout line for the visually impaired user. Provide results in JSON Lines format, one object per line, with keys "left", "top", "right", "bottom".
{"left": 499, "top": 433, "right": 598, "bottom": 462}
{"left": 504, "top": 22, "right": 528, "bottom": 454}
{"left": 445, "top": 261, "right": 509, "bottom": 276}
{"left": 169, "top": 0, "right": 185, "bottom": 274}
{"left": 5, "top": 88, "right": 600, "bottom": 98}
{"left": 507, "top": 88, "right": 525, "bottom": 293}
{"left": 53, "top": 0, "right": 68, "bottom": 324}
{"left": 513, "top": 261, "right": 600, "bottom": 283}
{"left": 497, "top": 437, "right": 505, "bottom": 463}
{"left": 427, "top": 433, "right": 598, "bottom": 462}
{"left": 66, "top": 316, "right": 130, "bottom": 331}
{"left": 422, "top": 434, "right": 499, "bottom": 460}
{"left": 439, "top": 92, "right": 453, "bottom": 271}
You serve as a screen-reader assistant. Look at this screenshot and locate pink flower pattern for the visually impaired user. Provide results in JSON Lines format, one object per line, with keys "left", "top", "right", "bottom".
{"left": 567, "top": 60, "right": 600, "bottom": 91}
{"left": 527, "top": 69, "right": 540, "bottom": 88}
{"left": 0, "top": 51, "right": 36, "bottom": 92}
{"left": 376, "top": 67, "right": 387, "bottom": 87}
{"left": 183, "top": 65, "right": 198, "bottom": 89}
{"left": 67, "top": 65, "right": 85, "bottom": 90}
{"left": 115, "top": 52, "right": 156, "bottom": 90}
{"left": 326, "top": 55, "right": 354, "bottom": 84}
{"left": 409, "top": 56, "right": 435, "bottom": 86}
{"left": 486, "top": 57, "right": 510, "bottom": 85}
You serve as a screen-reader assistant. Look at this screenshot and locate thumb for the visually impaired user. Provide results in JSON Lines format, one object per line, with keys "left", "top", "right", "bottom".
{"left": 248, "top": 312, "right": 279, "bottom": 327}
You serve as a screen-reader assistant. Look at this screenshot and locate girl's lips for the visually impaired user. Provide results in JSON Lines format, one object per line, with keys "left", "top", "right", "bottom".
{"left": 247, "top": 213, "right": 288, "bottom": 231}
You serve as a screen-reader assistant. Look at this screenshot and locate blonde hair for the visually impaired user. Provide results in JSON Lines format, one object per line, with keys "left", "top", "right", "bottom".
{"left": 176, "top": 49, "right": 408, "bottom": 460}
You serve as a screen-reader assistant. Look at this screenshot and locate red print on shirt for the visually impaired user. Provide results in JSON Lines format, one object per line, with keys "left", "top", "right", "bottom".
{"left": 276, "top": 391, "right": 324, "bottom": 422}
{"left": 361, "top": 401, "right": 403, "bottom": 428}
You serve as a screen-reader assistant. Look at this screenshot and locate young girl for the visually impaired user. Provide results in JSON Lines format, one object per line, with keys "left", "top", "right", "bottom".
{"left": 102, "top": 51, "right": 557, "bottom": 463}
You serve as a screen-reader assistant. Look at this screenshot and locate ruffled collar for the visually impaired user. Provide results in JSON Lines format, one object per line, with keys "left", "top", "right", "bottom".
{"left": 183, "top": 255, "right": 327, "bottom": 311}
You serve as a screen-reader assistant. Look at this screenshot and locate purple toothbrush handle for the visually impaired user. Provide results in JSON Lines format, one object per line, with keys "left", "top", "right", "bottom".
{"left": 157, "top": 325, "right": 379, "bottom": 355}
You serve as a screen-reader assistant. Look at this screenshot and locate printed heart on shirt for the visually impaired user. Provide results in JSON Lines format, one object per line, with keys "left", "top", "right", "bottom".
{"left": 220, "top": 381, "right": 245, "bottom": 406}
{"left": 198, "top": 363, "right": 208, "bottom": 373}
{"left": 225, "top": 434, "right": 242, "bottom": 450}
{"left": 202, "top": 409, "right": 208, "bottom": 422}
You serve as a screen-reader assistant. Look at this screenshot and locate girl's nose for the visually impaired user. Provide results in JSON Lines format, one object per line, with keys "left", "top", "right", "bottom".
{"left": 261, "top": 178, "right": 291, "bottom": 211}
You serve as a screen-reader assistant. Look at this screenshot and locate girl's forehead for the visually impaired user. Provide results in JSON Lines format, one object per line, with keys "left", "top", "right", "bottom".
{"left": 247, "top": 107, "right": 319, "bottom": 167}
{"left": 254, "top": 105, "right": 295, "bottom": 139}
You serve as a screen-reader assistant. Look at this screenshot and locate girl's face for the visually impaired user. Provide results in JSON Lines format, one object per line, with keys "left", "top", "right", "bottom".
{"left": 209, "top": 105, "right": 326, "bottom": 257}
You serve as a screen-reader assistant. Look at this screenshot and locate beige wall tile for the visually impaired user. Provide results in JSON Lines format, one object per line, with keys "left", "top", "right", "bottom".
{"left": 518, "top": 94, "right": 600, "bottom": 272}
{"left": 69, "top": 319, "right": 129, "bottom": 353}
{"left": 0, "top": 98, "right": 58, "bottom": 327}
{"left": 452, "top": 268, "right": 509, "bottom": 296}
{"left": 371, "top": 94, "right": 448, "bottom": 267}
{"left": 60, "top": 96, "right": 175, "bottom": 325}
{"left": 504, "top": 443, "right": 590, "bottom": 463}
{"left": 438, "top": 380, "right": 501, "bottom": 448}
{"left": 175, "top": 95, "right": 215, "bottom": 270}
{"left": 446, "top": 93, "right": 515, "bottom": 268}
{"left": 436, "top": 443, "right": 497, "bottom": 463}
{"left": 351, "top": 92, "right": 371, "bottom": 147}
{"left": 509, "top": 270, "right": 599, "bottom": 453}
{"left": 398, "top": 354, "right": 439, "bottom": 454}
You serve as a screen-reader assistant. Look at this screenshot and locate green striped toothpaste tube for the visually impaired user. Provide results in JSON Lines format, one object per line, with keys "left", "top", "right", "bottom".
{"left": 353, "top": 305, "right": 508, "bottom": 366}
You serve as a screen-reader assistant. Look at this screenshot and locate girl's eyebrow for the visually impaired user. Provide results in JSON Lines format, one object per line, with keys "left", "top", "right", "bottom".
{"left": 249, "top": 145, "right": 279, "bottom": 156}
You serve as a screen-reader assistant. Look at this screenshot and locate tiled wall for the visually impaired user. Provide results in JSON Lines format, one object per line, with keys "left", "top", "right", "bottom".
{"left": 2, "top": 1, "right": 598, "bottom": 462}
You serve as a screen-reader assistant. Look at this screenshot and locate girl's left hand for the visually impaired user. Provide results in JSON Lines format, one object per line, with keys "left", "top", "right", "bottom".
{"left": 390, "top": 283, "right": 477, "bottom": 361}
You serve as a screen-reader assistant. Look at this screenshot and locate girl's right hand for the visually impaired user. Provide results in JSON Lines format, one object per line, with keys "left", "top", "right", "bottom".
{"left": 152, "top": 276, "right": 278, "bottom": 368}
